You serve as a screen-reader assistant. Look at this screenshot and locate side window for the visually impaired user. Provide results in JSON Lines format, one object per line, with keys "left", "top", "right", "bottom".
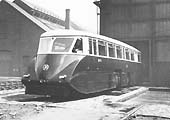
{"left": 93, "top": 39, "right": 97, "bottom": 55}
{"left": 123, "top": 47, "right": 125, "bottom": 59}
{"left": 89, "top": 38, "right": 93, "bottom": 54}
{"left": 98, "top": 40, "right": 107, "bottom": 56}
{"left": 131, "top": 51, "right": 135, "bottom": 61}
{"left": 125, "top": 48, "right": 130, "bottom": 60}
{"left": 72, "top": 38, "right": 83, "bottom": 53}
{"left": 138, "top": 53, "right": 141, "bottom": 62}
{"left": 108, "top": 43, "right": 115, "bottom": 57}
{"left": 116, "top": 45, "right": 122, "bottom": 58}
{"left": 88, "top": 38, "right": 98, "bottom": 55}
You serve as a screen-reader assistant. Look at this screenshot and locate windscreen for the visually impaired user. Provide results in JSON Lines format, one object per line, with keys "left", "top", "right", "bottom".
{"left": 52, "top": 38, "right": 74, "bottom": 52}
{"left": 38, "top": 37, "right": 74, "bottom": 54}
{"left": 38, "top": 37, "right": 52, "bottom": 54}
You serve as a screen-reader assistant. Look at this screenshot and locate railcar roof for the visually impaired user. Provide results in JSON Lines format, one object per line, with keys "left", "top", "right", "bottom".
{"left": 41, "top": 30, "right": 140, "bottom": 52}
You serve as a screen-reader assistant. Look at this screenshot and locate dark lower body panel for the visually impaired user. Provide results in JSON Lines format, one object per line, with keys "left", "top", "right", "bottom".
{"left": 70, "top": 71, "right": 128, "bottom": 94}
{"left": 22, "top": 80, "right": 76, "bottom": 97}
{"left": 70, "top": 56, "right": 141, "bottom": 94}
{"left": 22, "top": 69, "right": 135, "bottom": 96}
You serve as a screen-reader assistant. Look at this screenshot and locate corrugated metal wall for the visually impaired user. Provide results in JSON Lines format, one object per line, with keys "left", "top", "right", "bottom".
{"left": 99, "top": 0, "right": 170, "bottom": 86}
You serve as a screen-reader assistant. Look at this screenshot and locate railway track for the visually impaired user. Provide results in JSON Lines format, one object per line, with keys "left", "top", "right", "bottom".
{"left": 120, "top": 105, "right": 145, "bottom": 120}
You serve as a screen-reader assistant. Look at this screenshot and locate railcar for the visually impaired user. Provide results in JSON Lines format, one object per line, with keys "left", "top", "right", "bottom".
{"left": 22, "top": 30, "right": 142, "bottom": 97}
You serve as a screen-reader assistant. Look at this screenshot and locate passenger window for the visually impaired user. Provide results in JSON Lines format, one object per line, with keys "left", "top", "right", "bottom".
{"left": 72, "top": 38, "right": 83, "bottom": 53}
{"left": 116, "top": 45, "right": 122, "bottom": 58}
{"left": 93, "top": 39, "right": 97, "bottom": 55}
{"left": 125, "top": 48, "right": 130, "bottom": 60}
{"left": 98, "top": 40, "right": 107, "bottom": 56}
{"left": 108, "top": 43, "right": 115, "bottom": 57}
{"left": 138, "top": 53, "right": 141, "bottom": 62}
{"left": 123, "top": 47, "right": 125, "bottom": 59}
{"left": 131, "top": 51, "right": 135, "bottom": 61}
{"left": 89, "top": 39, "right": 93, "bottom": 54}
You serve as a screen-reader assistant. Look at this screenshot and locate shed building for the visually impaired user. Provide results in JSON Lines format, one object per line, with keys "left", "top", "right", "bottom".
{"left": 94, "top": 0, "right": 170, "bottom": 86}
{"left": 0, "top": 0, "right": 82, "bottom": 77}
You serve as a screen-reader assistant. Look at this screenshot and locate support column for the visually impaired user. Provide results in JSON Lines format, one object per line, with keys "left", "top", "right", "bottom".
{"left": 149, "top": 0, "right": 156, "bottom": 83}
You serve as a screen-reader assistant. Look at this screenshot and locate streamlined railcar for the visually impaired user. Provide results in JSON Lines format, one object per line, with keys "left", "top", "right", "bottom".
{"left": 22, "top": 30, "right": 142, "bottom": 97}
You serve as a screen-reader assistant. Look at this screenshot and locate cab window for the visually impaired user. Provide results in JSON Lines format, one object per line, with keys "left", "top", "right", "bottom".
{"left": 50, "top": 37, "right": 74, "bottom": 52}
{"left": 72, "top": 38, "right": 83, "bottom": 53}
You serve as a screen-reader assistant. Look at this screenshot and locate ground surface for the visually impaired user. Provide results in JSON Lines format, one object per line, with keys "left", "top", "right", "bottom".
{"left": 0, "top": 87, "right": 142, "bottom": 120}
{"left": 0, "top": 86, "right": 170, "bottom": 120}
{"left": 0, "top": 103, "right": 44, "bottom": 120}
{"left": 124, "top": 90, "right": 170, "bottom": 120}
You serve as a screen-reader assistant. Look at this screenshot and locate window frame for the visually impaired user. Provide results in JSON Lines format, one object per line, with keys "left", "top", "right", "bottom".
{"left": 138, "top": 52, "right": 142, "bottom": 62}
{"left": 86, "top": 37, "right": 141, "bottom": 63}
{"left": 72, "top": 38, "right": 83, "bottom": 53}
{"left": 125, "top": 48, "right": 130, "bottom": 60}
{"left": 116, "top": 45, "right": 122, "bottom": 59}
{"left": 130, "top": 50, "right": 135, "bottom": 61}
{"left": 88, "top": 38, "right": 93, "bottom": 54}
{"left": 98, "top": 40, "right": 107, "bottom": 56}
{"left": 93, "top": 39, "right": 98, "bottom": 55}
{"left": 108, "top": 43, "right": 116, "bottom": 58}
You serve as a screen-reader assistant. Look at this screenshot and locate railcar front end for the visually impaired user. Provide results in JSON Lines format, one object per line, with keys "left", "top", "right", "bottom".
{"left": 22, "top": 36, "right": 86, "bottom": 97}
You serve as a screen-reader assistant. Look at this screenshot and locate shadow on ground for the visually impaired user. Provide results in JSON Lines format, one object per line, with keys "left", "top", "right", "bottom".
{"left": 2, "top": 87, "right": 137, "bottom": 103}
